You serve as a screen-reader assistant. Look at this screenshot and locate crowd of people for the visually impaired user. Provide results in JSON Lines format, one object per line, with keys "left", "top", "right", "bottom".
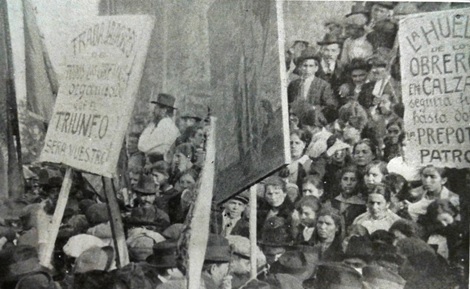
{"left": 0, "top": 1, "right": 469, "bottom": 289}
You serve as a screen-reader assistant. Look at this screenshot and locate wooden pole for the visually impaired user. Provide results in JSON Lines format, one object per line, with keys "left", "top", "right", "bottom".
{"left": 102, "top": 176, "right": 129, "bottom": 268}
{"left": 249, "top": 184, "right": 258, "bottom": 280}
{"left": 40, "top": 167, "right": 73, "bottom": 269}
{"left": 187, "top": 117, "right": 216, "bottom": 289}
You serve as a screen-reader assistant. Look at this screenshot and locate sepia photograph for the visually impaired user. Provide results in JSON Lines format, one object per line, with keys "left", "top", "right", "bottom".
{"left": 0, "top": 0, "right": 469, "bottom": 288}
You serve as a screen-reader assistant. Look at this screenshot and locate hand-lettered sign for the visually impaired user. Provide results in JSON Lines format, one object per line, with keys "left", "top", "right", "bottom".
{"left": 398, "top": 8, "right": 470, "bottom": 168}
{"left": 40, "top": 16, "right": 155, "bottom": 177}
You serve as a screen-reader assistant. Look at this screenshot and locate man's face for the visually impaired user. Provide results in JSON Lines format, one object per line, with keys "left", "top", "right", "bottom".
{"left": 291, "top": 42, "right": 307, "bottom": 57}
{"left": 302, "top": 182, "right": 322, "bottom": 198}
{"left": 153, "top": 104, "right": 165, "bottom": 119}
{"left": 300, "top": 206, "right": 317, "bottom": 227}
{"left": 371, "top": 4, "right": 390, "bottom": 22}
{"left": 129, "top": 172, "right": 141, "bottom": 189}
{"left": 190, "top": 128, "right": 205, "bottom": 148}
{"left": 225, "top": 199, "right": 246, "bottom": 218}
{"left": 264, "top": 185, "right": 287, "bottom": 208}
{"left": 300, "top": 59, "right": 319, "bottom": 77}
{"left": 351, "top": 69, "right": 368, "bottom": 86}
{"left": 140, "top": 193, "right": 156, "bottom": 206}
{"left": 321, "top": 44, "right": 341, "bottom": 62}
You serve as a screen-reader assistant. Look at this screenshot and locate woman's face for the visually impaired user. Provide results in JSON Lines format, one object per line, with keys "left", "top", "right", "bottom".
{"left": 173, "top": 152, "right": 192, "bottom": 171}
{"left": 331, "top": 148, "right": 347, "bottom": 163}
{"left": 302, "top": 182, "right": 322, "bottom": 198}
{"left": 290, "top": 134, "right": 306, "bottom": 159}
{"left": 191, "top": 129, "right": 205, "bottom": 148}
{"left": 421, "top": 167, "right": 446, "bottom": 194}
{"left": 386, "top": 124, "right": 401, "bottom": 145}
{"left": 364, "top": 166, "right": 385, "bottom": 190}
{"left": 340, "top": 172, "right": 358, "bottom": 196}
{"left": 367, "top": 193, "right": 388, "bottom": 219}
{"left": 353, "top": 143, "right": 375, "bottom": 167}
{"left": 316, "top": 215, "right": 338, "bottom": 241}
{"left": 176, "top": 174, "right": 196, "bottom": 191}
{"left": 265, "top": 185, "right": 287, "bottom": 208}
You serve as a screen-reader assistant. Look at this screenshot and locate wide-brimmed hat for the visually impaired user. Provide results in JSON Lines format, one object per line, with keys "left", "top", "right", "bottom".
{"left": 346, "top": 2, "right": 369, "bottom": 17}
{"left": 74, "top": 246, "right": 115, "bottom": 274}
{"left": 362, "top": 265, "right": 406, "bottom": 289}
{"left": 295, "top": 47, "right": 321, "bottom": 67}
{"left": 317, "top": 33, "right": 343, "bottom": 46}
{"left": 149, "top": 161, "right": 171, "bottom": 177}
{"left": 146, "top": 240, "right": 179, "bottom": 268}
{"left": 150, "top": 93, "right": 176, "bottom": 109}
{"left": 162, "top": 223, "right": 185, "bottom": 241}
{"left": 204, "top": 234, "right": 231, "bottom": 263}
{"left": 133, "top": 175, "right": 157, "bottom": 195}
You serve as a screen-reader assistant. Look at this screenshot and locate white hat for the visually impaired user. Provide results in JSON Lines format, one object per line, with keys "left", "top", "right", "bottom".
{"left": 326, "top": 139, "right": 351, "bottom": 157}
{"left": 63, "top": 234, "right": 106, "bottom": 258}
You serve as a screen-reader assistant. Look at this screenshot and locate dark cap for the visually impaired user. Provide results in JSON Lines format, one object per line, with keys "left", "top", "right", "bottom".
{"left": 133, "top": 175, "right": 157, "bottom": 195}
{"left": 146, "top": 241, "right": 178, "bottom": 268}
{"left": 151, "top": 93, "right": 176, "bottom": 109}
{"left": 317, "top": 33, "right": 343, "bottom": 46}
{"left": 204, "top": 234, "right": 231, "bottom": 263}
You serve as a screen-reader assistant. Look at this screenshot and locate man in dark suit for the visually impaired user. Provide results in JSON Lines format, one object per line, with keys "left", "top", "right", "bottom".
{"left": 316, "top": 33, "right": 346, "bottom": 105}
{"left": 287, "top": 52, "right": 337, "bottom": 114}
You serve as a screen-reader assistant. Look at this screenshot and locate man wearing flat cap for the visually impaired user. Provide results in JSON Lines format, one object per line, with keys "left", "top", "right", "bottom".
{"left": 138, "top": 93, "right": 180, "bottom": 163}
{"left": 211, "top": 192, "right": 250, "bottom": 238}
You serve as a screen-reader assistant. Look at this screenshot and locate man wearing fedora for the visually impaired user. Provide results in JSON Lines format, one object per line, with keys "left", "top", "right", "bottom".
{"left": 316, "top": 33, "right": 346, "bottom": 104}
{"left": 138, "top": 93, "right": 180, "bottom": 164}
{"left": 287, "top": 49, "right": 337, "bottom": 113}
{"left": 146, "top": 240, "right": 184, "bottom": 288}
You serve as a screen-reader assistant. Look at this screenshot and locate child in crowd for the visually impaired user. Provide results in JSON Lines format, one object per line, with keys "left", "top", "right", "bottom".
{"left": 363, "top": 160, "right": 388, "bottom": 193}
{"left": 294, "top": 196, "right": 322, "bottom": 246}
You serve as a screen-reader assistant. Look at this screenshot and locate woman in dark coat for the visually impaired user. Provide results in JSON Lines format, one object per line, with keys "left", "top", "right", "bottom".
{"left": 310, "top": 208, "right": 344, "bottom": 262}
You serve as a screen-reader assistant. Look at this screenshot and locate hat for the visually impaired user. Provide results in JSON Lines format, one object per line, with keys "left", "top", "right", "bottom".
{"left": 345, "top": 13, "right": 368, "bottom": 27}
{"left": 74, "top": 246, "right": 115, "bottom": 274}
{"left": 127, "top": 235, "right": 156, "bottom": 262}
{"left": 226, "top": 235, "right": 266, "bottom": 267}
{"left": 0, "top": 245, "right": 47, "bottom": 281}
{"left": 267, "top": 273, "right": 304, "bottom": 289}
{"left": 204, "top": 234, "right": 231, "bottom": 263}
{"left": 326, "top": 139, "right": 351, "bottom": 157}
{"left": 146, "top": 240, "right": 178, "bottom": 268}
{"left": 126, "top": 206, "right": 159, "bottom": 227}
{"left": 63, "top": 234, "right": 107, "bottom": 258}
{"left": 344, "top": 235, "right": 373, "bottom": 261}
{"left": 162, "top": 223, "right": 185, "bottom": 241}
{"left": 151, "top": 93, "right": 176, "bottom": 109}
{"left": 229, "top": 190, "right": 250, "bottom": 205}
{"left": 262, "top": 175, "right": 286, "bottom": 190}
{"left": 393, "top": 3, "right": 418, "bottom": 16}
{"left": 362, "top": 265, "right": 406, "bottom": 289}
{"left": 259, "top": 216, "right": 292, "bottom": 248}
{"left": 15, "top": 272, "right": 54, "bottom": 289}
{"left": 180, "top": 103, "right": 207, "bottom": 121}
{"left": 317, "top": 33, "right": 343, "bottom": 46}
{"left": 309, "top": 262, "right": 363, "bottom": 289}
{"left": 133, "top": 175, "right": 157, "bottom": 195}
{"left": 270, "top": 251, "right": 312, "bottom": 280}
{"left": 295, "top": 47, "right": 321, "bottom": 67}
{"left": 85, "top": 203, "right": 109, "bottom": 225}
{"left": 149, "top": 161, "right": 171, "bottom": 177}
{"left": 346, "top": 2, "right": 369, "bottom": 17}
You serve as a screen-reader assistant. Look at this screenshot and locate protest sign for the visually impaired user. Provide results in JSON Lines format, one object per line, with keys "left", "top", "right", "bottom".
{"left": 208, "top": 0, "right": 290, "bottom": 204}
{"left": 40, "top": 16, "right": 154, "bottom": 177}
{"left": 398, "top": 8, "right": 470, "bottom": 168}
